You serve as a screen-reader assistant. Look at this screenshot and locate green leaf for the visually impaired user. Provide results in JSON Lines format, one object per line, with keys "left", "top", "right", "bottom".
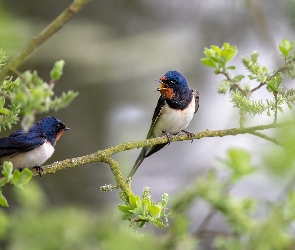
{"left": 1, "top": 161, "right": 13, "bottom": 185}
{"left": 232, "top": 74, "right": 245, "bottom": 82}
{"left": 214, "top": 69, "right": 220, "bottom": 75}
{"left": 153, "top": 219, "right": 165, "bottom": 228}
{"left": 279, "top": 39, "right": 295, "bottom": 58}
{"left": 210, "top": 56, "right": 224, "bottom": 65}
{"left": 131, "top": 207, "right": 142, "bottom": 215}
{"left": 200, "top": 58, "right": 216, "bottom": 68}
{"left": 12, "top": 168, "right": 32, "bottom": 187}
{"left": 161, "top": 193, "right": 169, "bottom": 207}
{"left": 149, "top": 204, "right": 161, "bottom": 218}
{"left": 248, "top": 75, "right": 255, "bottom": 80}
{"left": 0, "top": 191, "right": 8, "bottom": 207}
{"left": 211, "top": 45, "right": 222, "bottom": 56}
{"left": 0, "top": 108, "right": 9, "bottom": 115}
{"left": 226, "top": 66, "right": 236, "bottom": 70}
{"left": 2, "top": 161, "right": 13, "bottom": 177}
{"left": 118, "top": 204, "right": 133, "bottom": 213}
{"left": 142, "top": 199, "right": 151, "bottom": 217}
{"left": 50, "top": 60, "right": 65, "bottom": 81}
{"left": 228, "top": 149, "right": 250, "bottom": 167}
{"left": 221, "top": 44, "right": 238, "bottom": 63}
{"left": 122, "top": 213, "right": 135, "bottom": 220}
{"left": 277, "top": 106, "right": 283, "bottom": 113}
{"left": 0, "top": 97, "right": 5, "bottom": 108}
{"left": 138, "top": 220, "right": 146, "bottom": 228}
{"left": 279, "top": 42, "right": 288, "bottom": 57}
{"left": 129, "top": 194, "right": 141, "bottom": 208}
{"left": 203, "top": 47, "right": 215, "bottom": 57}
{"left": 137, "top": 215, "right": 147, "bottom": 221}
{"left": 225, "top": 149, "right": 256, "bottom": 180}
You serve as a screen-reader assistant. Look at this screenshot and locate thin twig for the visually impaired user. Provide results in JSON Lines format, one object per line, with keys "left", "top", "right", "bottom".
{"left": 220, "top": 71, "right": 248, "bottom": 96}
{"left": 250, "top": 131, "right": 284, "bottom": 147}
{"left": 9, "top": 67, "right": 29, "bottom": 86}
{"left": 249, "top": 61, "right": 295, "bottom": 94}
{"left": 195, "top": 230, "right": 233, "bottom": 237}
{"left": 249, "top": 82, "right": 266, "bottom": 94}
{"left": 194, "top": 210, "right": 218, "bottom": 237}
{"left": 0, "top": 0, "right": 90, "bottom": 81}
{"left": 274, "top": 92, "right": 278, "bottom": 124}
{"left": 0, "top": 91, "right": 11, "bottom": 100}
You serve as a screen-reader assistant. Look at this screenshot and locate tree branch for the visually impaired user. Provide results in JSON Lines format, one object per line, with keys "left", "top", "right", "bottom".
{"left": 100, "top": 155, "right": 133, "bottom": 196}
{"left": 0, "top": 0, "right": 90, "bottom": 81}
{"left": 29, "top": 121, "right": 291, "bottom": 178}
{"left": 250, "top": 131, "right": 283, "bottom": 146}
{"left": 0, "top": 121, "right": 289, "bottom": 198}
{"left": 249, "top": 59, "right": 295, "bottom": 94}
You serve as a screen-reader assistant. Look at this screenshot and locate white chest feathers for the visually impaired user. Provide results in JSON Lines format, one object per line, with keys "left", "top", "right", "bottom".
{"left": 153, "top": 96, "right": 196, "bottom": 137}
{"left": 1, "top": 141, "right": 55, "bottom": 169}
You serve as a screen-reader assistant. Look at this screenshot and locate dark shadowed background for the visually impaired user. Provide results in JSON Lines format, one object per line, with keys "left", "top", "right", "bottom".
{"left": 1, "top": 0, "right": 295, "bottom": 247}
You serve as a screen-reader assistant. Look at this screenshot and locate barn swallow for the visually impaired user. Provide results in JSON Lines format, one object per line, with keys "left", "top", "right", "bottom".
{"left": 128, "top": 70, "right": 199, "bottom": 177}
{"left": 0, "top": 116, "right": 70, "bottom": 176}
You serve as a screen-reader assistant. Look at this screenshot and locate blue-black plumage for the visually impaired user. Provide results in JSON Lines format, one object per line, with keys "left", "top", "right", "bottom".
{"left": 128, "top": 70, "right": 199, "bottom": 177}
{"left": 0, "top": 116, "right": 70, "bottom": 174}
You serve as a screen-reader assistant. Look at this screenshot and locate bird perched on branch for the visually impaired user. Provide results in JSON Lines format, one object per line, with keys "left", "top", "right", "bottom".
{"left": 0, "top": 116, "right": 70, "bottom": 176}
{"left": 128, "top": 70, "right": 199, "bottom": 178}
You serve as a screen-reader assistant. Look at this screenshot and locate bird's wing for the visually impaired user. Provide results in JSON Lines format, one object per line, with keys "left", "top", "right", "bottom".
{"left": 146, "top": 96, "right": 166, "bottom": 139}
{"left": 192, "top": 89, "right": 200, "bottom": 114}
{"left": 127, "top": 96, "right": 167, "bottom": 177}
{"left": 144, "top": 96, "right": 168, "bottom": 158}
{"left": 0, "top": 131, "right": 46, "bottom": 157}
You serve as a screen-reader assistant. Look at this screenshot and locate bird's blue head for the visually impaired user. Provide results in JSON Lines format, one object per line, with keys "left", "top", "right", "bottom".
{"left": 30, "top": 116, "right": 70, "bottom": 146}
{"left": 157, "top": 70, "right": 190, "bottom": 100}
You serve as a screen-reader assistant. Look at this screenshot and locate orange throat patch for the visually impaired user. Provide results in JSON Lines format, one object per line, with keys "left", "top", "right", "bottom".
{"left": 160, "top": 87, "right": 175, "bottom": 99}
{"left": 55, "top": 130, "right": 65, "bottom": 141}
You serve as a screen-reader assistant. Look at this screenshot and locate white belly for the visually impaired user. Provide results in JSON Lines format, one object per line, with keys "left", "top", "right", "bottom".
{"left": 0, "top": 141, "right": 55, "bottom": 169}
{"left": 153, "top": 97, "right": 195, "bottom": 137}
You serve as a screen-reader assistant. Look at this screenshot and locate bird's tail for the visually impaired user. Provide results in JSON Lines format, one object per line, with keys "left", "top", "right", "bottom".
{"left": 127, "top": 147, "right": 147, "bottom": 178}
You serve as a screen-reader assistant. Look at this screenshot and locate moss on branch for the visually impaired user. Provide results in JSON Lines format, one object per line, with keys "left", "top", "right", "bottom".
{"left": 27, "top": 121, "right": 293, "bottom": 197}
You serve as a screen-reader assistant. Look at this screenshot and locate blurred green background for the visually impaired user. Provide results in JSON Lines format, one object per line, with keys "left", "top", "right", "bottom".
{"left": 1, "top": 0, "right": 295, "bottom": 249}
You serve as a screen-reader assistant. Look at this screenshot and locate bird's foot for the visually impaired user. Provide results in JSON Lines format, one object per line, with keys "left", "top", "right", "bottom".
{"left": 162, "top": 131, "right": 172, "bottom": 144}
{"left": 33, "top": 166, "right": 44, "bottom": 177}
{"left": 181, "top": 130, "right": 194, "bottom": 143}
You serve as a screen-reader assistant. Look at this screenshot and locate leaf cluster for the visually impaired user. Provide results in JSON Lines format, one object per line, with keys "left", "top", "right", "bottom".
{"left": 201, "top": 40, "right": 295, "bottom": 121}
{"left": 0, "top": 56, "right": 78, "bottom": 205}
{"left": 0, "top": 58, "right": 78, "bottom": 131}
{"left": 118, "top": 186, "right": 170, "bottom": 229}
{"left": 0, "top": 161, "right": 32, "bottom": 207}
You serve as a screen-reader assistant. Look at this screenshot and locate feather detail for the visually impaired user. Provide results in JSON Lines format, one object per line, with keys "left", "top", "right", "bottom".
{"left": 192, "top": 89, "right": 200, "bottom": 114}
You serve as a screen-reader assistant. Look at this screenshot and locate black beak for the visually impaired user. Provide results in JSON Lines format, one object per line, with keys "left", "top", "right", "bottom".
{"left": 65, "top": 127, "right": 71, "bottom": 131}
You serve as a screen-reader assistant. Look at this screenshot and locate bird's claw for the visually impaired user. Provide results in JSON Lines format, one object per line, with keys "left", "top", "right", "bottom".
{"left": 33, "top": 166, "right": 44, "bottom": 177}
{"left": 181, "top": 130, "right": 194, "bottom": 143}
{"left": 162, "top": 131, "right": 172, "bottom": 144}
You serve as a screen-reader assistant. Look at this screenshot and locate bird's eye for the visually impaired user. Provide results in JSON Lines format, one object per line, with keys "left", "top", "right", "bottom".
{"left": 57, "top": 124, "right": 62, "bottom": 130}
